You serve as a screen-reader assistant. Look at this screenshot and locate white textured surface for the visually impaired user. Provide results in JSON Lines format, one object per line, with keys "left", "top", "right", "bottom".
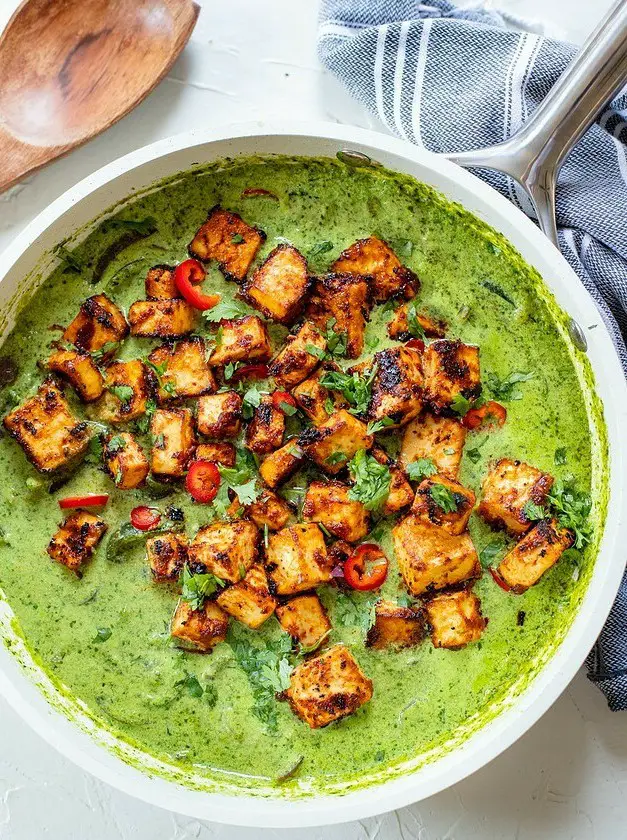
{"left": 0, "top": 0, "right": 625, "bottom": 836}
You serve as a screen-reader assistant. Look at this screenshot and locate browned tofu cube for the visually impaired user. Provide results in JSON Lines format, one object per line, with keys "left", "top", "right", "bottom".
{"left": 292, "top": 364, "right": 347, "bottom": 424}
{"left": 47, "top": 510, "right": 107, "bottom": 572}
{"left": 216, "top": 564, "right": 276, "bottom": 629}
{"left": 147, "top": 532, "right": 188, "bottom": 581}
{"left": 332, "top": 236, "right": 419, "bottom": 302}
{"left": 98, "top": 359, "right": 151, "bottom": 424}
{"left": 208, "top": 315, "right": 272, "bottom": 367}
{"left": 392, "top": 515, "right": 480, "bottom": 596}
{"left": 171, "top": 599, "right": 229, "bottom": 652}
{"left": 245, "top": 395, "right": 285, "bottom": 455}
{"left": 188, "top": 520, "right": 259, "bottom": 583}
{"left": 259, "top": 440, "right": 303, "bottom": 488}
{"left": 150, "top": 407, "right": 196, "bottom": 478}
{"left": 145, "top": 265, "right": 179, "bottom": 300}
{"left": 285, "top": 644, "right": 373, "bottom": 728}
{"left": 387, "top": 303, "right": 445, "bottom": 341}
{"left": 368, "top": 346, "right": 424, "bottom": 427}
{"left": 276, "top": 594, "right": 331, "bottom": 649}
{"left": 305, "top": 273, "right": 370, "bottom": 358}
{"left": 265, "top": 523, "right": 331, "bottom": 595}
{"left": 478, "top": 459, "right": 554, "bottom": 537}
{"left": 302, "top": 480, "right": 369, "bottom": 543}
{"left": 371, "top": 447, "right": 414, "bottom": 515}
{"left": 244, "top": 244, "right": 310, "bottom": 324}
{"left": 47, "top": 350, "right": 104, "bottom": 402}
{"left": 366, "top": 599, "right": 424, "bottom": 649}
{"left": 148, "top": 337, "right": 215, "bottom": 402}
{"left": 4, "top": 378, "right": 89, "bottom": 473}
{"left": 246, "top": 489, "right": 291, "bottom": 530}
{"left": 268, "top": 322, "right": 326, "bottom": 389}
{"left": 425, "top": 589, "right": 486, "bottom": 649}
{"left": 411, "top": 475, "right": 476, "bottom": 535}
{"left": 298, "top": 410, "right": 373, "bottom": 475}
{"left": 128, "top": 299, "right": 197, "bottom": 338}
{"left": 423, "top": 339, "right": 481, "bottom": 413}
{"left": 400, "top": 413, "right": 466, "bottom": 479}
{"left": 197, "top": 391, "right": 242, "bottom": 438}
{"left": 498, "top": 518, "right": 574, "bottom": 593}
{"left": 63, "top": 294, "right": 129, "bottom": 352}
{"left": 104, "top": 432, "right": 149, "bottom": 489}
{"left": 195, "top": 441, "right": 236, "bottom": 466}
{"left": 188, "top": 206, "right": 265, "bottom": 282}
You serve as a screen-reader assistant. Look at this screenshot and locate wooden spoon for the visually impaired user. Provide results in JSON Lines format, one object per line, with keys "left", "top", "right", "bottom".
{"left": 0, "top": 0, "right": 200, "bottom": 194}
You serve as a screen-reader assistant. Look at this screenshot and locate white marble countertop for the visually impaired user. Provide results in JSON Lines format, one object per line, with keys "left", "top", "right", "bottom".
{"left": 0, "top": 1, "right": 625, "bottom": 837}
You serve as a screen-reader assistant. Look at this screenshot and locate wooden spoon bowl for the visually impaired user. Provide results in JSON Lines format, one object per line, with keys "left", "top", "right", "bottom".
{"left": 0, "top": 0, "right": 199, "bottom": 193}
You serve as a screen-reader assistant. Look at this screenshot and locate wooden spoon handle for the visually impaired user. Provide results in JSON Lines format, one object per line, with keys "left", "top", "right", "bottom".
{"left": 0, "top": 126, "right": 63, "bottom": 193}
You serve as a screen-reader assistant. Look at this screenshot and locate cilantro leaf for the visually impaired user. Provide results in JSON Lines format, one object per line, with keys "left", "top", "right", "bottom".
{"left": 555, "top": 447, "right": 567, "bottom": 466}
{"left": 175, "top": 673, "right": 204, "bottom": 698}
{"left": 406, "top": 300, "right": 426, "bottom": 340}
{"left": 334, "top": 591, "right": 378, "bottom": 632}
{"left": 320, "top": 367, "right": 376, "bottom": 417}
{"left": 231, "top": 233, "right": 245, "bottom": 244}
{"left": 232, "top": 479, "right": 261, "bottom": 505}
{"left": 109, "top": 384, "right": 134, "bottom": 404}
{"left": 203, "top": 299, "right": 254, "bottom": 322}
{"left": 85, "top": 435, "right": 104, "bottom": 465}
{"left": 93, "top": 627, "right": 111, "bottom": 643}
{"left": 307, "top": 241, "right": 333, "bottom": 259}
{"left": 466, "top": 447, "right": 482, "bottom": 464}
{"left": 367, "top": 417, "right": 395, "bottom": 434}
{"left": 486, "top": 371, "right": 533, "bottom": 402}
{"left": 479, "top": 541, "right": 505, "bottom": 569}
{"left": 522, "top": 500, "right": 546, "bottom": 522}
{"left": 482, "top": 279, "right": 516, "bottom": 307}
{"left": 180, "top": 564, "right": 226, "bottom": 610}
{"left": 348, "top": 449, "right": 391, "bottom": 511}
{"left": 429, "top": 482, "right": 459, "bottom": 513}
{"left": 547, "top": 480, "right": 592, "bottom": 550}
{"left": 107, "top": 435, "right": 126, "bottom": 453}
{"left": 450, "top": 393, "right": 472, "bottom": 416}
{"left": 406, "top": 457, "right": 437, "bottom": 482}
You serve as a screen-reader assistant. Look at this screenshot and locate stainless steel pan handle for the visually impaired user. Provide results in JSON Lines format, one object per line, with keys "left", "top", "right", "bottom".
{"left": 446, "top": 0, "right": 627, "bottom": 248}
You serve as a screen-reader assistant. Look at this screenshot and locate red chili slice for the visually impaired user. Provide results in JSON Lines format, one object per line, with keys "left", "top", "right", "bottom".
{"left": 173, "top": 259, "right": 221, "bottom": 311}
{"left": 344, "top": 544, "right": 389, "bottom": 591}
{"left": 59, "top": 494, "right": 109, "bottom": 510}
{"left": 185, "top": 460, "right": 221, "bottom": 503}
{"left": 241, "top": 187, "right": 279, "bottom": 200}
{"left": 405, "top": 338, "right": 425, "bottom": 352}
{"left": 462, "top": 400, "right": 507, "bottom": 430}
{"left": 489, "top": 566, "right": 512, "bottom": 592}
{"left": 130, "top": 506, "right": 161, "bottom": 531}
{"left": 272, "top": 391, "right": 297, "bottom": 413}
{"left": 230, "top": 363, "right": 269, "bottom": 382}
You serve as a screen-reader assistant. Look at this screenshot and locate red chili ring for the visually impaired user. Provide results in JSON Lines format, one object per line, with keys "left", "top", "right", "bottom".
{"left": 272, "top": 390, "right": 297, "bottom": 413}
{"left": 462, "top": 400, "right": 507, "bottom": 430}
{"left": 130, "top": 505, "right": 161, "bottom": 531}
{"left": 185, "top": 460, "right": 221, "bottom": 504}
{"left": 230, "top": 363, "right": 269, "bottom": 382}
{"left": 344, "top": 544, "right": 389, "bottom": 591}
{"left": 173, "top": 258, "right": 220, "bottom": 311}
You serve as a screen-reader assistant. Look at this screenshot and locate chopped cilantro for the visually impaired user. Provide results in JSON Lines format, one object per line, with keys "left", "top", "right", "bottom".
{"left": 348, "top": 449, "right": 391, "bottom": 511}
{"left": 481, "top": 279, "right": 516, "bottom": 306}
{"left": 241, "top": 384, "right": 263, "bottom": 419}
{"left": 279, "top": 400, "right": 298, "bottom": 417}
{"left": 91, "top": 341, "right": 118, "bottom": 363}
{"left": 135, "top": 399, "right": 156, "bottom": 435}
{"left": 152, "top": 433, "right": 165, "bottom": 449}
{"left": 522, "top": 500, "right": 546, "bottom": 522}
{"left": 547, "top": 480, "right": 592, "bottom": 549}
{"left": 555, "top": 447, "right": 567, "bottom": 466}
{"left": 367, "top": 417, "right": 395, "bottom": 434}
{"left": 429, "top": 482, "right": 459, "bottom": 513}
{"left": 406, "top": 458, "right": 437, "bottom": 482}
{"left": 180, "top": 565, "right": 226, "bottom": 610}
{"left": 102, "top": 216, "right": 157, "bottom": 235}
{"left": 54, "top": 243, "right": 87, "bottom": 273}
{"left": 450, "top": 393, "right": 472, "bottom": 416}
{"left": 175, "top": 673, "right": 204, "bottom": 699}
{"left": 307, "top": 240, "right": 333, "bottom": 259}
{"left": 224, "top": 362, "right": 237, "bottom": 381}
{"left": 93, "top": 627, "right": 111, "bottom": 643}
{"left": 231, "top": 233, "right": 245, "bottom": 244}
{"left": 479, "top": 541, "right": 505, "bottom": 569}
{"left": 203, "top": 299, "right": 253, "bottom": 322}
{"left": 334, "top": 591, "right": 378, "bottom": 632}
{"left": 466, "top": 448, "right": 482, "bottom": 464}
{"left": 232, "top": 478, "right": 261, "bottom": 505}
{"left": 305, "top": 343, "right": 327, "bottom": 360}
{"left": 109, "top": 384, "right": 134, "bottom": 404}
{"left": 406, "top": 300, "right": 426, "bottom": 340}
{"left": 85, "top": 435, "right": 104, "bottom": 465}
{"left": 320, "top": 366, "right": 376, "bottom": 417}
{"left": 486, "top": 370, "right": 533, "bottom": 402}
{"left": 324, "top": 396, "right": 335, "bottom": 414}
{"left": 107, "top": 435, "right": 126, "bottom": 453}
{"left": 323, "top": 319, "right": 348, "bottom": 359}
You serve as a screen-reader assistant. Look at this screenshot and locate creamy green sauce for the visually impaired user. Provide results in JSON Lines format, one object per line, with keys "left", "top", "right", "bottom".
{"left": 0, "top": 156, "right": 606, "bottom": 796}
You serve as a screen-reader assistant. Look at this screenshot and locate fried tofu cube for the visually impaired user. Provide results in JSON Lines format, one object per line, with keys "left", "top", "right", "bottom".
{"left": 47, "top": 510, "right": 107, "bottom": 571}
{"left": 259, "top": 440, "right": 303, "bottom": 488}
{"left": 498, "top": 518, "right": 574, "bottom": 593}
{"left": 411, "top": 475, "right": 476, "bottom": 535}
{"left": 371, "top": 447, "right": 414, "bottom": 515}
{"left": 423, "top": 339, "right": 481, "bottom": 413}
{"left": 246, "top": 489, "right": 291, "bottom": 530}
{"left": 171, "top": 600, "right": 229, "bottom": 652}
{"left": 150, "top": 407, "right": 196, "bottom": 478}
{"left": 188, "top": 520, "right": 259, "bottom": 583}
{"left": 400, "top": 413, "right": 466, "bottom": 479}
{"left": 195, "top": 441, "right": 235, "bottom": 466}
{"left": 148, "top": 337, "right": 215, "bottom": 402}
{"left": 298, "top": 410, "right": 373, "bottom": 475}
{"left": 188, "top": 206, "right": 265, "bottom": 282}
{"left": 305, "top": 273, "right": 370, "bottom": 358}
{"left": 392, "top": 515, "right": 480, "bottom": 596}
{"left": 276, "top": 594, "right": 331, "bottom": 648}
{"left": 368, "top": 346, "right": 424, "bottom": 427}
{"left": 245, "top": 395, "right": 285, "bottom": 455}
{"left": 268, "top": 322, "right": 326, "bottom": 389}
{"left": 292, "top": 364, "right": 346, "bottom": 424}
{"left": 196, "top": 391, "right": 242, "bottom": 438}
{"left": 47, "top": 349, "right": 104, "bottom": 402}
{"left": 285, "top": 644, "right": 373, "bottom": 728}
{"left": 244, "top": 244, "right": 310, "bottom": 324}
{"left": 387, "top": 303, "right": 445, "bottom": 341}
{"left": 103, "top": 431, "right": 149, "bottom": 489}
{"left": 4, "top": 378, "right": 89, "bottom": 473}
{"left": 332, "top": 236, "right": 419, "bottom": 302}
{"left": 426, "top": 589, "right": 486, "bottom": 649}
{"left": 128, "top": 299, "right": 197, "bottom": 338}
{"left": 302, "top": 480, "right": 369, "bottom": 543}
{"left": 97, "top": 359, "right": 151, "bottom": 424}
{"left": 147, "top": 532, "right": 187, "bottom": 581}
{"left": 208, "top": 315, "right": 272, "bottom": 367}
{"left": 216, "top": 563, "right": 276, "bottom": 629}
{"left": 63, "top": 294, "right": 129, "bottom": 352}
{"left": 366, "top": 599, "right": 424, "bottom": 649}
{"left": 145, "top": 265, "right": 179, "bottom": 300}
{"left": 265, "top": 523, "right": 331, "bottom": 595}
{"left": 478, "top": 459, "right": 554, "bottom": 537}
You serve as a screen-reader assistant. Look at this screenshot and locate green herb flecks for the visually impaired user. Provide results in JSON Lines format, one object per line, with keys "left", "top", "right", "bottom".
{"left": 320, "top": 366, "right": 376, "bottom": 417}
{"left": 109, "top": 384, "right": 134, "bottom": 405}
{"left": 406, "top": 300, "right": 426, "bottom": 340}
{"left": 367, "top": 417, "right": 395, "bottom": 435}
{"left": 348, "top": 449, "right": 391, "bottom": 511}
{"left": 175, "top": 673, "right": 204, "bottom": 699}
{"left": 406, "top": 457, "right": 437, "bottom": 482}
{"left": 479, "top": 541, "right": 505, "bottom": 569}
{"left": 334, "top": 591, "right": 378, "bottom": 632}
{"left": 429, "top": 482, "right": 459, "bottom": 513}
{"left": 180, "top": 565, "right": 226, "bottom": 611}
{"left": 203, "top": 299, "right": 254, "bottom": 322}
{"left": 547, "top": 480, "right": 592, "bottom": 549}
{"left": 486, "top": 370, "right": 533, "bottom": 402}
{"left": 481, "top": 279, "right": 516, "bottom": 307}
{"left": 93, "top": 627, "right": 112, "bottom": 644}
{"left": 102, "top": 216, "right": 158, "bottom": 236}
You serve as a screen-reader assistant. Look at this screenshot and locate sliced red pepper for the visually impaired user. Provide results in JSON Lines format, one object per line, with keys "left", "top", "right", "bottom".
{"left": 489, "top": 566, "right": 512, "bottom": 592}
{"left": 241, "top": 187, "right": 279, "bottom": 200}
{"left": 405, "top": 338, "right": 425, "bottom": 352}
{"left": 272, "top": 390, "right": 297, "bottom": 413}
{"left": 59, "top": 493, "right": 109, "bottom": 510}
{"left": 230, "top": 363, "right": 269, "bottom": 382}
{"left": 173, "top": 259, "right": 221, "bottom": 312}
{"left": 130, "top": 506, "right": 161, "bottom": 531}
{"left": 462, "top": 400, "right": 507, "bottom": 430}
{"left": 344, "top": 544, "right": 389, "bottom": 591}
{"left": 186, "top": 460, "right": 221, "bottom": 504}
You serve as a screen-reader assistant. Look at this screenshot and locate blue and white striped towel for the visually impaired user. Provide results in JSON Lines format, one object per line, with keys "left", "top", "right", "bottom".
{"left": 319, "top": 0, "right": 627, "bottom": 711}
